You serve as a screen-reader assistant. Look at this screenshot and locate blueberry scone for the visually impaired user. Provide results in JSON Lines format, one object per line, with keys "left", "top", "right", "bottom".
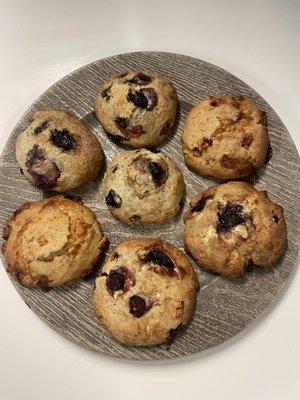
{"left": 182, "top": 96, "right": 269, "bottom": 179}
{"left": 94, "top": 70, "right": 178, "bottom": 148}
{"left": 103, "top": 149, "right": 184, "bottom": 224}
{"left": 184, "top": 182, "right": 287, "bottom": 278}
{"left": 2, "top": 196, "right": 108, "bottom": 290}
{"left": 93, "top": 238, "right": 199, "bottom": 346}
{"left": 16, "top": 110, "right": 103, "bottom": 192}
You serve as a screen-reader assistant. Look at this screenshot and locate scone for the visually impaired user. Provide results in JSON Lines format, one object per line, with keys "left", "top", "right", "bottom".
{"left": 94, "top": 70, "right": 178, "bottom": 148}
{"left": 16, "top": 110, "right": 103, "bottom": 192}
{"left": 2, "top": 196, "right": 108, "bottom": 290}
{"left": 103, "top": 149, "right": 184, "bottom": 224}
{"left": 93, "top": 238, "right": 199, "bottom": 346}
{"left": 182, "top": 96, "right": 269, "bottom": 179}
{"left": 183, "top": 182, "right": 287, "bottom": 278}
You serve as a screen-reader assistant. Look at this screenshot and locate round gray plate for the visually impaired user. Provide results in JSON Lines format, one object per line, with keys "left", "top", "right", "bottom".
{"left": 0, "top": 52, "right": 299, "bottom": 361}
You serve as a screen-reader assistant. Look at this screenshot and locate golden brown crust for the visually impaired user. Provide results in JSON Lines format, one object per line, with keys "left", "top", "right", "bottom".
{"left": 182, "top": 96, "right": 269, "bottom": 179}
{"left": 183, "top": 182, "right": 287, "bottom": 278}
{"left": 93, "top": 238, "right": 199, "bottom": 346}
{"left": 2, "top": 196, "right": 108, "bottom": 290}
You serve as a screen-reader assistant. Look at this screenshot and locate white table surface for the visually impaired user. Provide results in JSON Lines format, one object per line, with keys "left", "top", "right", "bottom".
{"left": 0, "top": 1, "right": 299, "bottom": 399}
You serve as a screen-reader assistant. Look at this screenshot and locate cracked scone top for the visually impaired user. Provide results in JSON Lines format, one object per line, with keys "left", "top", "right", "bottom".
{"left": 181, "top": 96, "right": 269, "bottom": 179}
{"left": 2, "top": 196, "right": 108, "bottom": 290}
{"left": 103, "top": 149, "right": 184, "bottom": 224}
{"left": 94, "top": 70, "right": 178, "bottom": 148}
{"left": 16, "top": 110, "right": 103, "bottom": 192}
{"left": 183, "top": 182, "right": 287, "bottom": 278}
{"left": 93, "top": 238, "right": 199, "bottom": 346}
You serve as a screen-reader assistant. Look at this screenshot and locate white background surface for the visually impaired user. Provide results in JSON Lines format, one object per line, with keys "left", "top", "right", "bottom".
{"left": 0, "top": 1, "right": 299, "bottom": 399}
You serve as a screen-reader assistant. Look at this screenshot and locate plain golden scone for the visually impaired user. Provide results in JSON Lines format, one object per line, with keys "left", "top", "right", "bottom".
{"left": 16, "top": 110, "right": 103, "bottom": 192}
{"left": 93, "top": 238, "right": 199, "bottom": 346}
{"left": 2, "top": 196, "right": 108, "bottom": 290}
{"left": 183, "top": 182, "right": 287, "bottom": 278}
{"left": 94, "top": 70, "right": 178, "bottom": 148}
{"left": 182, "top": 96, "right": 269, "bottom": 179}
{"left": 103, "top": 149, "right": 184, "bottom": 224}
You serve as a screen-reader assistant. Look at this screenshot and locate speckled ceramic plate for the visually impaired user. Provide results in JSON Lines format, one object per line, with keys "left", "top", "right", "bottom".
{"left": 0, "top": 52, "right": 299, "bottom": 361}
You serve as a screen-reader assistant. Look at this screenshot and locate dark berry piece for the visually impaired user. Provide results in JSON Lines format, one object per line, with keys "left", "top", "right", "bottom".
{"left": 241, "top": 135, "right": 253, "bottom": 147}
{"left": 190, "top": 196, "right": 209, "bottom": 213}
{"left": 115, "top": 117, "right": 128, "bottom": 130}
{"left": 127, "top": 90, "right": 148, "bottom": 109}
{"left": 50, "top": 129, "right": 76, "bottom": 151}
{"left": 125, "top": 125, "right": 144, "bottom": 138}
{"left": 217, "top": 204, "right": 245, "bottom": 232}
{"left": 127, "top": 73, "right": 152, "bottom": 85}
{"left": 129, "top": 295, "right": 147, "bottom": 318}
{"left": 273, "top": 215, "right": 280, "bottom": 223}
{"left": 26, "top": 145, "right": 61, "bottom": 190}
{"left": 148, "top": 162, "right": 165, "bottom": 186}
{"left": 34, "top": 121, "right": 48, "bottom": 135}
{"left": 106, "top": 270, "right": 125, "bottom": 291}
{"left": 144, "top": 250, "right": 174, "bottom": 269}
{"left": 143, "top": 88, "right": 158, "bottom": 111}
{"left": 105, "top": 189, "right": 122, "bottom": 208}
{"left": 160, "top": 120, "right": 172, "bottom": 135}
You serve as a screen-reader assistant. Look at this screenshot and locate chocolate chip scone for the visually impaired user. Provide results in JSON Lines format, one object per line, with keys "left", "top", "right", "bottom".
{"left": 103, "top": 149, "right": 184, "bottom": 224}
{"left": 2, "top": 196, "right": 108, "bottom": 290}
{"left": 94, "top": 70, "right": 178, "bottom": 148}
{"left": 182, "top": 96, "right": 269, "bottom": 179}
{"left": 183, "top": 182, "right": 287, "bottom": 278}
{"left": 16, "top": 110, "right": 103, "bottom": 192}
{"left": 93, "top": 238, "right": 199, "bottom": 346}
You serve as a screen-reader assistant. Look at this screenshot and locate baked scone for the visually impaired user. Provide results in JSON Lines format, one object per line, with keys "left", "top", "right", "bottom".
{"left": 94, "top": 70, "right": 178, "bottom": 148}
{"left": 93, "top": 238, "right": 199, "bottom": 346}
{"left": 103, "top": 149, "right": 184, "bottom": 224}
{"left": 182, "top": 96, "right": 269, "bottom": 179}
{"left": 183, "top": 182, "right": 287, "bottom": 278}
{"left": 16, "top": 110, "right": 103, "bottom": 192}
{"left": 2, "top": 196, "right": 108, "bottom": 290}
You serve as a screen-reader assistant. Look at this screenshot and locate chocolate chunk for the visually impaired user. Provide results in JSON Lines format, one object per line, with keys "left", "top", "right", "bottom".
{"left": 217, "top": 204, "right": 245, "bottom": 232}
{"left": 129, "top": 295, "right": 148, "bottom": 318}
{"left": 26, "top": 145, "right": 61, "bottom": 190}
{"left": 105, "top": 189, "right": 122, "bottom": 208}
{"left": 34, "top": 121, "right": 48, "bottom": 135}
{"left": 127, "top": 73, "right": 152, "bottom": 85}
{"left": 144, "top": 250, "right": 174, "bottom": 269}
{"left": 106, "top": 270, "right": 125, "bottom": 291}
{"left": 50, "top": 129, "right": 76, "bottom": 151}
{"left": 127, "top": 90, "right": 148, "bottom": 109}
{"left": 148, "top": 162, "right": 165, "bottom": 186}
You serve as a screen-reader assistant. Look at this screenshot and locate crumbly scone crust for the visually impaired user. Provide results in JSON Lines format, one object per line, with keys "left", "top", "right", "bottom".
{"left": 182, "top": 96, "right": 269, "bottom": 179}
{"left": 93, "top": 238, "right": 199, "bottom": 346}
{"left": 183, "top": 182, "right": 287, "bottom": 278}
{"left": 2, "top": 196, "right": 108, "bottom": 289}
{"left": 94, "top": 70, "right": 178, "bottom": 148}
